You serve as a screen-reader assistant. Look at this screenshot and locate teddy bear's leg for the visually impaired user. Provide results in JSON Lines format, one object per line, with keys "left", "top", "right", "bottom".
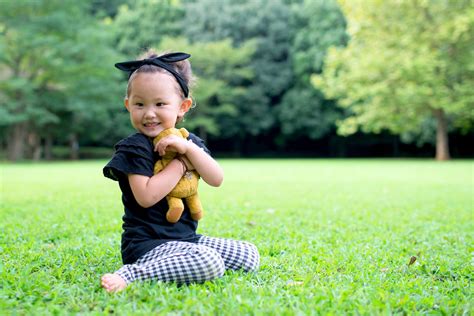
{"left": 185, "top": 193, "right": 204, "bottom": 221}
{"left": 166, "top": 196, "right": 184, "bottom": 223}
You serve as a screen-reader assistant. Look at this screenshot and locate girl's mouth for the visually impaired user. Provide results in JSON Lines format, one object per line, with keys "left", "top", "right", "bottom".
{"left": 144, "top": 122, "right": 160, "bottom": 127}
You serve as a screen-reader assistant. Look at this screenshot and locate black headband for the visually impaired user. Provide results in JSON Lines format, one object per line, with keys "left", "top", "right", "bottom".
{"left": 115, "top": 52, "right": 191, "bottom": 97}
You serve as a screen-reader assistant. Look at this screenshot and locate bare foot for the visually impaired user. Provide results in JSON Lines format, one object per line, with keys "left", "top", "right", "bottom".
{"left": 101, "top": 273, "right": 127, "bottom": 293}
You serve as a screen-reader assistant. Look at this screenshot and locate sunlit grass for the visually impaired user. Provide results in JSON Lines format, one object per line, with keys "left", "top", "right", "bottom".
{"left": 1, "top": 159, "right": 472, "bottom": 314}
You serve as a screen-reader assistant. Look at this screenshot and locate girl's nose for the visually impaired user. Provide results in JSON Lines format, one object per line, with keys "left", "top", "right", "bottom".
{"left": 144, "top": 106, "right": 156, "bottom": 118}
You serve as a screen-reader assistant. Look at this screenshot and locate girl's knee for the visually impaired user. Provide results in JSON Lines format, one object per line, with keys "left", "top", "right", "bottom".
{"left": 242, "top": 242, "right": 260, "bottom": 272}
{"left": 192, "top": 245, "right": 225, "bottom": 280}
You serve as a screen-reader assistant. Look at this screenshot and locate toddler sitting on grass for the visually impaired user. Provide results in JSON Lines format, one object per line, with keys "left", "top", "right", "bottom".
{"left": 101, "top": 50, "right": 259, "bottom": 292}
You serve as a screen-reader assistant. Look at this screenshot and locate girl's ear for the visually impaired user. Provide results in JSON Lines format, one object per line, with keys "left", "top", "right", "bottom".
{"left": 179, "top": 98, "right": 192, "bottom": 116}
{"left": 124, "top": 98, "right": 130, "bottom": 112}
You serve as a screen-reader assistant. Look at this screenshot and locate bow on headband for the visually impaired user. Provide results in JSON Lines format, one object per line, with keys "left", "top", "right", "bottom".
{"left": 115, "top": 52, "right": 191, "bottom": 97}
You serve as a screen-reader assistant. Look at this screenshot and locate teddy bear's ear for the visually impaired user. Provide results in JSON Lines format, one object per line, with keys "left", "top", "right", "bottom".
{"left": 179, "top": 128, "right": 189, "bottom": 138}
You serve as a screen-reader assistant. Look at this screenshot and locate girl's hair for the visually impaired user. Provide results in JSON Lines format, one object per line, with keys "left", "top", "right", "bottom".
{"left": 126, "top": 49, "right": 197, "bottom": 99}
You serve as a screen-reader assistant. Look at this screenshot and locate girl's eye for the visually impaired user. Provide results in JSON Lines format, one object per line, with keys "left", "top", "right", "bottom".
{"left": 156, "top": 103, "right": 165, "bottom": 107}
{"left": 135, "top": 103, "right": 144, "bottom": 107}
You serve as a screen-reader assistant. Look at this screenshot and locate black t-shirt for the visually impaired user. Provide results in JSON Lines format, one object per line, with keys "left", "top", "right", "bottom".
{"left": 103, "top": 132, "right": 210, "bottom": 264}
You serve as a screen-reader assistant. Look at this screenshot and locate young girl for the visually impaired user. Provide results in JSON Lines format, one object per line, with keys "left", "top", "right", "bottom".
{"left": 101, "top": 50, "right": 259, "bottom": 292}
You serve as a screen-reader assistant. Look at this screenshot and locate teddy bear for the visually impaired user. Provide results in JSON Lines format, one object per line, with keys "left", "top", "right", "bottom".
{"left": 153, "top": 127, "right": 204, "bottom": 223}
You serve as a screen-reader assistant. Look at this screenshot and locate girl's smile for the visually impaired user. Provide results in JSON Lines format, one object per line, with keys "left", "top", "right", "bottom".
{"left": 142, "top": 121, "right": 161, "bottom": 134}
{"left": 143, "top": 121, "right": 161, "bottom": 128}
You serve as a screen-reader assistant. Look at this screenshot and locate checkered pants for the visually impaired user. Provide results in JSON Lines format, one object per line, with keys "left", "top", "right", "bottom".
{"left": 115, "top": 236, "right": 260, "bottom": 285}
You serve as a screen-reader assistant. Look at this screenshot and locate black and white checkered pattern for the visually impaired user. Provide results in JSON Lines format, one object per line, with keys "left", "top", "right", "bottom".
{"left": 115, "top": 236, "right": 259, "bottom": 285}
{"left": 198, "top": 236, "right": 260, "bottom": 272}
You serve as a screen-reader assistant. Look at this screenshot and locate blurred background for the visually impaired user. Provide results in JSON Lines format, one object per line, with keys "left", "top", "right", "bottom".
{"left": 0, "top": 0, "right": 472, "bottom": 161}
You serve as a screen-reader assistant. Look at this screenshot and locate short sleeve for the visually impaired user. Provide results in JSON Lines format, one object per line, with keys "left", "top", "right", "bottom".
{"left": 103, "top": 133, "right": 155, "bottom": 181}
{"left": 188, "top": 133, "right": 211, "bottom": 156}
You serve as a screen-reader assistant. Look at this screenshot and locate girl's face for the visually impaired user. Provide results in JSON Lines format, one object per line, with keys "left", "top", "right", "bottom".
{"left": 125, "top": 72, "right": 191, "bottom": 138}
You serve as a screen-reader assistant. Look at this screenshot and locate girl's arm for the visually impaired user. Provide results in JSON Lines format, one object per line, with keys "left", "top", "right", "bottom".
{"left": 184, "top": 141, "right": 223, "bottom": 187}
{"left": 128, "top": 159, "right": 186, "bottom": 208}
{"left": 155, "top": 136, "right": 224, "bottom": 187}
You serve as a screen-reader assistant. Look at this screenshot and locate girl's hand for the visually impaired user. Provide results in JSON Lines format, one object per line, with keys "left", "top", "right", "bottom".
{"left": 155, "top": 135, "right": 190, "bottom": 156}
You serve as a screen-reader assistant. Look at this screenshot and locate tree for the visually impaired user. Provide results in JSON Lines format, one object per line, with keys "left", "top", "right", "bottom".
{"left": 276, "top": 0, "right": 348, "bottom": 143}
{"left": 313, "top": 0, "right": 474, "bottom": 160}
{"left": 182, "top": 0, "right": 294, "bottom": 140}
{"left": 0, "top": 0, "right": 122, "bottom": 160}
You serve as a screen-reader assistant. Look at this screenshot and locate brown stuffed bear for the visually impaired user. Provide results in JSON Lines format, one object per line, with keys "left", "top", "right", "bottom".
{"left": 153, "top": 127, "right": 204, "bottom": 223}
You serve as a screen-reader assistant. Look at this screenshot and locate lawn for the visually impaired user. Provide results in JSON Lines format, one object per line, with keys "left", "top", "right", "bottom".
{"left": 1, "top": 159, "right": 472, "bottom": 315}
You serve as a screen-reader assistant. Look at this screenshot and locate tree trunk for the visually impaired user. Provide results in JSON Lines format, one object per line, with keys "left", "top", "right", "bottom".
{"left": 7, "top": 123, "right": 28, "bottom": 161}
{"left": 29, "top": 132, "right": 42, "bottom": 161}
{"left": 433, "top": 108, "right": 450, "bottom": 161}
{"left": 44, "top": 134, "right": 53, "bottom": 160}
{"left": 69, "top": 133, "right": 79, "bottom": 160}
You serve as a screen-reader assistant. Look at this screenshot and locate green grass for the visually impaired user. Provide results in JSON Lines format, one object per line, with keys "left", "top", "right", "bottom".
{"left": 1, "top": 159, "right": 472, "bottom": 315}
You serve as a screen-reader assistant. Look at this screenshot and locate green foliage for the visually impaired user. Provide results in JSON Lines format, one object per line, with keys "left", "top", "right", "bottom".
{"left": 1, "top": 160, "right": 472, "bottom": 314}
{"left": 111, "top": 0, "right": 184, "bottom": 57}
{"left": 0, "top": 0, "right": 84, "bottom": 127}
{"left": 0, "top": 0, "right": 125, "bottom": 158}
{"left": 90, "top": 0, "right": 129, "bottom": 18}
{"left": 182, "top": 0, "right": 349, "bottom": 143}
{"left": 1, "top": 0, "right": 472, "bottom": 160}
{"left": 182, "top": 0, "right": 294, "bottom": 136}
{"left": 276, "top": 0, "right": 348, "bottom": 140}
{"left": 313, "top": 0, "right": 474, "bottom": 138}
{"left": 291, "top": 0, "right": 348, "bottom": 79}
